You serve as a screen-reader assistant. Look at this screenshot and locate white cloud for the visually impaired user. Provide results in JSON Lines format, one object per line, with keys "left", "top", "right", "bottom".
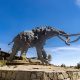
{"left": 45, "top": 45, "right": 80, "bottom": 66}
{"left": 75, "top": 0, "right": 80, "bottom": 7}
{"left": 45, "top": 45, "right": 80, "bottom": 53}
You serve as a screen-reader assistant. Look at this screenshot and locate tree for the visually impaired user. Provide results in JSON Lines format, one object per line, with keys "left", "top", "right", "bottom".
{"left": 75, "top": 62, "right": 80, "bottom": 69}
{"left": 61, "top": 64, "right": 66, "bottom": 67}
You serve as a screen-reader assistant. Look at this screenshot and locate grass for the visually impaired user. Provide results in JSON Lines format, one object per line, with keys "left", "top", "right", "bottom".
{"left": 0, "top": 60, "right": 7, "bottom": 67}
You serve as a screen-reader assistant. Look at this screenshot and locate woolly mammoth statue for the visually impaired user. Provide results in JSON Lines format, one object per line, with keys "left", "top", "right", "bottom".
{"left": 8, "top": 26, "right": 80, "bottom": 64}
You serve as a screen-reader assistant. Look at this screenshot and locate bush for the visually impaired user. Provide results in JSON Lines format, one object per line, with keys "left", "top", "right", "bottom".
{"left": 61, "top": 64, "right": 66, "bottom": 67}
{"left": 75, "top": 62, "right": 80, "bottom": 69}
{"left": 47, "top": 54, "right": 52, "bottom": 61}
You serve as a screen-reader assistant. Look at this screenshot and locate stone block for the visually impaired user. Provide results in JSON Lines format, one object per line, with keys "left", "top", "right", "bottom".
{"left": 31, "top": 73, "right": 37, "bottom": 79}
{"left": 0, "top": 71, "right": 2, "bottom": 78}
{"left": 67, "top": 71, "right": 73, "bottom": 79}
{"left": 2, "top": 72, "right": 6, "bottom": 79}
{"left": 48, "top": 72, "right": 54, "bottom": 79}
{"left": 78, "top": 72, "right": 80, "bottom": 78}
{"left": 11, "top": 71, "right": 16, "bottom": 80}
{"left": 37, "top": 72, "right": 43, "bottom": 77}
{"left": 72, "top": 72, "right": 78, "bottom": 80}
{"left": 57, "top": 72, "right": 64, "bottom": 80}
{"left": 64, "top": 78, "right": 70, "bottom": 80}
{"left": 62, "top": 72, "right": 68, "bottom": 79}
{"left": 15, "top": 71, "right": 30, "bottom": 80}
{"left": 0, "top": 65, "right": 80, "bottom": 80}
{"left": 53, "top": 72, "right": 58, "bottom": 80}
{"left": 6, "top": 71, "right": 13, "bottom": 79}
{"left": 43, "top": 73, "right": 50, "bottom": 80}
{"left": 32, "top": 79, "right": 40, "bottom": 80}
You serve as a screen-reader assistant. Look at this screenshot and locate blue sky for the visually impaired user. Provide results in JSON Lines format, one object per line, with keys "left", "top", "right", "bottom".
{"left": 0, "top": 0, "right": 80, "bottom": 66}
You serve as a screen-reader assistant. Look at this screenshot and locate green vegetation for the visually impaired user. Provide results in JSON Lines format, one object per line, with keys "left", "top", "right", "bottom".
{"left": 61, "top": 64, "right": 66, "bottom": 67}
{"left": 48, "top": 54, "right": 52, "bottom": 61}
{"left": 0, "top": 60, "right": 7, "bottom": 66}
{"left": 75, "top": 62, "right": 80, "bottom": 69}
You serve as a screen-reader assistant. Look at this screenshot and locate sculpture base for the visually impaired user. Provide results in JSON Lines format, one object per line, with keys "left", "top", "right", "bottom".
{"left": 0, "top": 51, "right": 80, "bottom": 80}
{"left": 0, "top": 64, "right": 80, "bottom": 80}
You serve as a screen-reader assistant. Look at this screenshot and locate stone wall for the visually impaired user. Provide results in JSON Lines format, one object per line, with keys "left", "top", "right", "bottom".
{"left": 0, "top": 70, "right": 80, "bottom": 80}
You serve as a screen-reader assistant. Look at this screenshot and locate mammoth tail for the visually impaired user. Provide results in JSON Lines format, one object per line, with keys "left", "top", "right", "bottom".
{"left": 8, "top": 37, "right": 16, "bottom": 45}
{"left": 8, "top": 40, "right": 13, "bottom": 45}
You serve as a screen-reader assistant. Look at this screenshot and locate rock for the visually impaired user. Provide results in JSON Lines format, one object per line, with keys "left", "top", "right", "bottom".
{"left": 6, "top": 71, "right": 12, "bottom": 79}
{"left": 72, "top": 72, "right": 78, "bottom": 80}
{"left": 62, "top": 72, "right": 68, "bottom": 79}
{"left": 0, "top": 71, "right": 1, "bottom": 78}
{"left": 37, "top": 72, "right": 43, "bottom": 77}
{"left": 78, "top": 72, "right": 80, "bottom": 78}
{"left": 11, "top": 71, "right": 16, "bottom": 80}
{"left": 2, "top": 72, "right": 6, "bottom": 79}
{"left": 57, "top": 72, "right": 64, "bottom": 80}
{"left": 31, "top": 73, "right": 37, "bottom": 79}
{"left": 48, "top": 72, "right": 54, "bottom": 79}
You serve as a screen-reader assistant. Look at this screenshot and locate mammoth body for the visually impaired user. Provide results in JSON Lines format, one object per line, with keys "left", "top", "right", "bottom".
{"left": 8, "top": 26, "right": 71, "bottom": 63}
{"left": 9, "top": 30, "right": 47, "bottom": 62}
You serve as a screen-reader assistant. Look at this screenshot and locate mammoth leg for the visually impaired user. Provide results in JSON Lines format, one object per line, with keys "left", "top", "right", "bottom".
{"left": 20, "top": 42, "right": 30, "bottom": 57}
{"left": 41, "top": 47, "right": 49, "bottom": 64}
{"left": 20, "top": 47, "right": 28, "bottom": 58}
{"left": 8, "top": 44, "right": 20, "bottom": 61}
{"left": 35, "top": 45, "right": 44, "bottom": 63}
{"left": 42, "top": 48, "right": 47, "bottom": 60}
{"left": 20, "top": 42, "right": 30, "bottom": 60}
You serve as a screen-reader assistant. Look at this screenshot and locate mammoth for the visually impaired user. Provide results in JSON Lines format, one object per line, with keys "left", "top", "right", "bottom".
{"left": 8, "top": 26, "right": 80, "bottom": 63}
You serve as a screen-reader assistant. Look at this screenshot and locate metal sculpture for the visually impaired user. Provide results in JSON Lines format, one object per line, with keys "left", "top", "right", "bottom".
{"left": 8, "top": 26, "right": 80, "bottom": 63}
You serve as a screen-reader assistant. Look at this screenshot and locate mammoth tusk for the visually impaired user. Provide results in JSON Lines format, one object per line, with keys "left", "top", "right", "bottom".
{"left": 57, "top": 35, "right": 66, "bottom": 42}
{"left": 62, "top": 33, "right": 80, "bottom": 37}
{"left": 69, "top": 36, "right": 80, "bottom": 43}
{"left": 58, "top": 34, "right": 80, "bottom": 44}
{"left": 57, "top": 35, "right": 70, "bottom": 45}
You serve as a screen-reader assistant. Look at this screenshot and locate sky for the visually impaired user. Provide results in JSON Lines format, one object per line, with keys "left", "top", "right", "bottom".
{"left": 0, "top": 0, "right": 80, "bottom": 66}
